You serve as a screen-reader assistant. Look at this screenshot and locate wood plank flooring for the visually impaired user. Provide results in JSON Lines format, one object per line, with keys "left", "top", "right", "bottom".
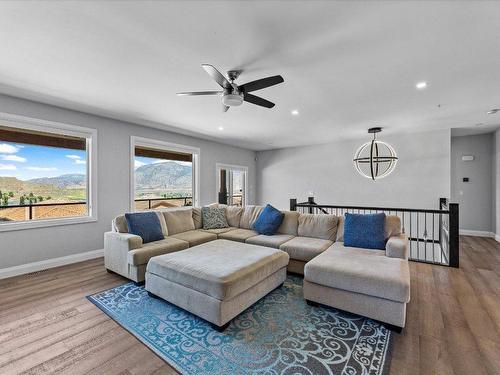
{"left": 0, "top": 235, "right": 498, "bottom": 375}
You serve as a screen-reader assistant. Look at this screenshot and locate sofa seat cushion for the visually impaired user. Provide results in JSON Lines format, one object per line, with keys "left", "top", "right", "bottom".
{"left": 127, "top": 237, "right": 189, "bottom": 266}
{"left": 246, "top": 234, "right": 295, "bottom": 249}
{"left": 219, "top": 228, "right": 259, "bottom": 242}
{"left": 201, "top": 227, "right": 238, "bottom": 236}
{"left": 304, "top": 242, "right": 410, "bottom": 303}
{"left": 170, "top": 229, "right": 217, "bottom": 247}
{"left": 146, "top": 239, "right": 289, "bottom": 300}
{"left": 279, "top": 237, "right": 333, "bottom": 262}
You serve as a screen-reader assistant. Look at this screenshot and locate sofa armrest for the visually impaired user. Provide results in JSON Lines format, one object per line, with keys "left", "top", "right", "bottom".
{"left": 105, "top": 231, "right": 143, "bottom": 251}
{"left": 386, "top": 234, "right": 409, "bottom": 260}
{"left": 104, "top": 231, "right": 143, "bottom": 277}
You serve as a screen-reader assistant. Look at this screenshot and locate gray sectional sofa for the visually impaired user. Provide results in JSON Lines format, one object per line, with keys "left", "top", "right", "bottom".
{"left": 104, "top": 205, "right": 410, "bottom": 329}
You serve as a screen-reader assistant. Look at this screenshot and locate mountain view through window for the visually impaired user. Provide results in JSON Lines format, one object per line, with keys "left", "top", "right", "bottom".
{"left": 0, "top": 139, "right": 88, "bottom": 222}
{"left": 134, "top": 155, "right": 193, "bottom": 210}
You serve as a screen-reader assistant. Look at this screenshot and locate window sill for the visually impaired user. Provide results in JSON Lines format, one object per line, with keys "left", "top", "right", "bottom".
{"left": 0, "top": 216, "right": 97, "bottom": 232}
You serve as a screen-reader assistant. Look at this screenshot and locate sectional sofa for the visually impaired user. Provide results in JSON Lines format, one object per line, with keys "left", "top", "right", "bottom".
{"left": 104, "top": 205, "right": 410, "bottom": 329}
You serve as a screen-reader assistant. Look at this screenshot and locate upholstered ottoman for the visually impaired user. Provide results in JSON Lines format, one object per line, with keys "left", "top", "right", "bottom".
{"left": 145, "top": 239, "right": 289, "bottom": 330}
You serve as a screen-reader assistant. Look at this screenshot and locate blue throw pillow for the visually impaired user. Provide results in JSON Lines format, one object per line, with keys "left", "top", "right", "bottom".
{"left": 344, "top": 213, "right": 386, "bottom": 250}
{"left": 253, "top": 204, "right": 284, "bottom": 235}
{"left": 125, "top": 212, "right": 164, "bottom": 244}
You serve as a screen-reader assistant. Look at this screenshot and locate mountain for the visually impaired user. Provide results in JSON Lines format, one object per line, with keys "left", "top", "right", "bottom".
{"left": 28, "top": 174, "right": 86, "bottom": 189}
{"left": 135, "top": 161, "right": 192, "bottom": 190}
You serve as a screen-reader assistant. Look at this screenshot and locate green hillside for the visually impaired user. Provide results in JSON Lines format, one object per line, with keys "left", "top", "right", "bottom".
{"left": 0, "top": 176, "right": 86, "bottom": 205}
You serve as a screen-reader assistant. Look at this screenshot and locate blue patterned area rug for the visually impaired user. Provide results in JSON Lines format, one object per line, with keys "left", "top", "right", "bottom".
{"left": 87, "top": 275, "right": 393, "bottom": 375}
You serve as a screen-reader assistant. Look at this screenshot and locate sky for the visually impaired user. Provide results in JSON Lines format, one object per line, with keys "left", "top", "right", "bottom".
{"left": 0, "top": 141, "right": 86, "bottom": 181}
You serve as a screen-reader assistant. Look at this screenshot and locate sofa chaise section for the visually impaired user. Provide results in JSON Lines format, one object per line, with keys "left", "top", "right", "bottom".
{"left": 303, "top": 216, "right": 410, "bottom": 330}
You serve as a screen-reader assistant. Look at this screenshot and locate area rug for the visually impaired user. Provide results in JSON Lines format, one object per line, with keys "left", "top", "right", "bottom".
{"left": 87, "top": 275, "right": 393, "bottom": 375}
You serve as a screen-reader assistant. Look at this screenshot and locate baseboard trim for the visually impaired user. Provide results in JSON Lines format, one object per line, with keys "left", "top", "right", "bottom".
{"left": 0, "top": 249, "right": 104, "bottom": 280}
{"left": 459, "top": 229, "right": 495, "bottom": 238}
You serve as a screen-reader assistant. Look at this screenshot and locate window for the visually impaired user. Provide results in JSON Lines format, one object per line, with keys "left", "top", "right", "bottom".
{"left": 131, "top": 137, "right": 199, "bottom": 210}
{"left": 0, "top": 112, "right": 97, "bottom": 230}
{"left": 216, "top": 164, "right": 248, "bottom": 207}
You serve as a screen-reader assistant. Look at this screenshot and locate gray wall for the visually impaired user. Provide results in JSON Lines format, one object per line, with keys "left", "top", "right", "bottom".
{"left": 451, "top": 134, "right": 493, "bottom": 232}
{"left": 0, "top": 94, "right": 257, "bottom": 269}
{"left": 256, "top": 129, "right": 451, "bottom": 210}
{"left": 494, "top": 130, "right": 500, "bottom": 236}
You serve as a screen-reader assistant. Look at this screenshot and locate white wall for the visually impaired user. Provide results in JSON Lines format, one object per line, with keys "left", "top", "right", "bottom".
{"left": 451, "top": 134, "right": 493, "bottom": 233}
{"left": 0, "top": 94, "right": 256, "bottom": 269}
{"left": 256, "top": 129, "right": 451, "bottom": 210}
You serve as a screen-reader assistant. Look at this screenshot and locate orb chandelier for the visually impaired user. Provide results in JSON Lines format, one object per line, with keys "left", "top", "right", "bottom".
{"left": 353, "top": 127, "right": 398, "bottom": 180}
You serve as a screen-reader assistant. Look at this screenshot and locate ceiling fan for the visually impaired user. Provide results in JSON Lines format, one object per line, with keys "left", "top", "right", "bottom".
{"left": 177, "top": 64, "right": 284, "bottom": 112}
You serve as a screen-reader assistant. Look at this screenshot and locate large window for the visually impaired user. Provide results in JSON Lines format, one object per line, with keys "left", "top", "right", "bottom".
{"left": 131, "top": 137, "right": 199, "bottom": 210}
{"left": 216, "top": 163, "right": 248, "bottom": 207}
{"left": 0, "top": 113, "right": 96, "bottom": 230}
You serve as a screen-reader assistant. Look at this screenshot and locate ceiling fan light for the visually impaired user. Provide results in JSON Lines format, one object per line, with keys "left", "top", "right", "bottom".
{"left": 221, "top": 93, "right": 243, "bottom": 107}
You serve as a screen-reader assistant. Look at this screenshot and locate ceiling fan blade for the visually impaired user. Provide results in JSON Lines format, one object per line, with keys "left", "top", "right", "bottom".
{"left": 239, "top": 75, "right": 284, "bottom": 93}
{"left": 176, "top": 91, "right": 222, "bottom": 96}
{"left": 222, "top": 104, "right": 229, "bottom": 112}
{"left": 244, "top": 93, "right": 275, "bottom": 108}
{"left": 201, "top": 64, "right": 231, "bottom": 89}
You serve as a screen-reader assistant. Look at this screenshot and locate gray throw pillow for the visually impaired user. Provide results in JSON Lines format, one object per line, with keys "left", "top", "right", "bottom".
{"left": 202, "top": 207, "right": 229, "bottom": 230}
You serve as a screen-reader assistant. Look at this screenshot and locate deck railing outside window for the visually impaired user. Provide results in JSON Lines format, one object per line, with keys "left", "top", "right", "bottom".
{"left": 0, "top": 196, "right": 193, "bottom": 222}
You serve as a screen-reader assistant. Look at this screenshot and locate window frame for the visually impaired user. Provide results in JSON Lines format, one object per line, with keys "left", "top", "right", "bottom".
{"left": 0, "top": 111, "right": 98, "bottom": 232}
{"left": 130, "top": 136, "right": 200, "bottom": 210}
{"left": 215, "top": 163, "right": 248, "bottom": 207}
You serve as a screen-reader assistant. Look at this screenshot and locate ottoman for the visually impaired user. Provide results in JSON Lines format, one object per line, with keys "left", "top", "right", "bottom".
{"left": 145, "top": 239, "right": 289, "bottom": 330}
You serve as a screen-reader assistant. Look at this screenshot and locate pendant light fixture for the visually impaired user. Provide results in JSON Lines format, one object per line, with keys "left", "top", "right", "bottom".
{"left": 353, "top": 127, "right": 398, "bottom": 180}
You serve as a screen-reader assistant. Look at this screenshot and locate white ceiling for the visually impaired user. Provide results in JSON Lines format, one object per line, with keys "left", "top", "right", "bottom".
{"left": 0, "top": 1, "right": 499, "bottom": 150}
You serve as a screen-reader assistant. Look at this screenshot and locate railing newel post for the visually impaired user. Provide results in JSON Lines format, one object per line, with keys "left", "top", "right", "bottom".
{"left": 289, "top": 198, "right": 297, "bottom": 211}
{"left": 307, "top": 196, "right": 314, "bottom": 214}
{"left": 448, "top": 203, "right": 459, "bottom": 268}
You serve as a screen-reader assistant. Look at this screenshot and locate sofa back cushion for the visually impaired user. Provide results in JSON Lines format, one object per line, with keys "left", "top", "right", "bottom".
{"left": 343, "top": 212, "right": 386, "bottom": 250}
{"left": 112, "top": 214, "right": 129, "bottom": 233}
{"left": 125, "top": 212, "right": 164, "bottom": 244}
{"left": 336, "top": 214, "right": 401, "bottom": 242}
{"left": 277, "top": 210, "right": 300, "bottom": 235}
{"left": 225, "top": 206, "right": 243, "bottom": 227}
{"left": 239, "top": 205, "right": 264, "bottom": 229}
{"left": 298, "top": 213, "right": 338, "bottom": 240}
{"left": 192, "top": 207, "right": 203, "bottom": 229}
{"left": 113, "top": 211, "right": 168, "bottom": 237}
{"left": 163, "top": 208, "right": 195, "bottom": 235}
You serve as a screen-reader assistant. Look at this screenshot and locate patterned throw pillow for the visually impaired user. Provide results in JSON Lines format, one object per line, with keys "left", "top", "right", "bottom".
{"left": 202, "top": 207, "right": 229, "bottom": 230}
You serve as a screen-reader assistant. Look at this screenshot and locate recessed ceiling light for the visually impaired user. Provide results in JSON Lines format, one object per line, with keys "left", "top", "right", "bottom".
{"left": 218, "top": 126, "right": 224, "bottom": 131}
{"left": 416, "top": 81, "right": 427, "bottom": 90}
{"left": 487, "top": 109, "right": 499, "bottom": 115}
{"left": 291, "top": 109, "right": 299, "bottom": 115}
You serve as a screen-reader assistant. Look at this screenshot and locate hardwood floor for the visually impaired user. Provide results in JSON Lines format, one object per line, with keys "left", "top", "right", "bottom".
{"left": 0, "top": 235, "right": 498, "bottom": 375}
